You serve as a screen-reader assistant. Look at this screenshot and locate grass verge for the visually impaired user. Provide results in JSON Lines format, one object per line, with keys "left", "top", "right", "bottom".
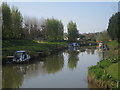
{"left": 2, "top": 40, "right": 67, "bottom": 57}
{"left": 88, "top": 40, "right": 120, "bottom": 88}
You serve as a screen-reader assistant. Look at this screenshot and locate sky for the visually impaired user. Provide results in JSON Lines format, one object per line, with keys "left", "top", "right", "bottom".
{"left": 6, "top": 2, "right": 118, "bottom": 33}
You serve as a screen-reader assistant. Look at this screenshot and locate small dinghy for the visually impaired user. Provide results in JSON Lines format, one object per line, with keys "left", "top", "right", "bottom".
{"left": 13, "top": 51, "right": 30, "bottom": 63}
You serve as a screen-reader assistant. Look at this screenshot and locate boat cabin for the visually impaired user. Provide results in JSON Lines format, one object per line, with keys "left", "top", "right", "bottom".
{"left": 13, "top": 51, "right": 30, "bottom": 63}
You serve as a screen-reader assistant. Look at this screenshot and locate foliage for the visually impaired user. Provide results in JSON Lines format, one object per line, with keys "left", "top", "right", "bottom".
{"left": 2, "top": 2, "right": 12, "bottom": 39}
{"left": 89, "top": 40, "right": 120, "bottom": 88}
{"left": 2, "top": 40, "right": 67, "bottom": 56}
{"left": 88, "top": 57, "right": 119, "bottom": 88}
{"left": 96, "top": 30, "right": 111, "bottom": 42}
{"left": 2, "top": 2, "right": 64, "bottom": 41}
{"left": 97, "top": 59, "right": 112, "bottom": 69}
{"left": 89, "top": 66, "right": 104, "bottom": 79}
{"left": 22, "top": 16, "right": 45, "bottom": 40}
{"left": 106, "top": 62, "right": 120, "bottom": 80}
{"left": 11, "top": 6, "right": 23, "bottom": 39}
{"left": 44, "top": 18, "right": 64, "bottom": 41}
{"left": 67, "top": 21, "right": 79, "bottom": 42}
{"left": 2, "top": 2, "right": 23, "bottom": 40}
{"left": 107, "top": 12, "right": 120, "bottom": 42}
{"left": 79, "top": 34, "right": 85, "bottom": 39}
{"left": 107, "top": 40, "right": 118, "bottom": 49}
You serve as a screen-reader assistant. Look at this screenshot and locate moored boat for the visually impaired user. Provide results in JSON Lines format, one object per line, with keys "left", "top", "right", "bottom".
{"left": 13, "top": 51, "right": 30, "bottom": 63}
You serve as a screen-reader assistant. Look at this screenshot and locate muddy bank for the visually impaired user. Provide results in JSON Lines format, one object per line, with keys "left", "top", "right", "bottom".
{"left": 88, "top": 75, "right": 115, "bottom": 88}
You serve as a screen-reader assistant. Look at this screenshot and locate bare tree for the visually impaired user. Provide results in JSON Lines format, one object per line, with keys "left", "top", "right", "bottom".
{"left": 22, "top": 16, "right": 45, "bottom": 40}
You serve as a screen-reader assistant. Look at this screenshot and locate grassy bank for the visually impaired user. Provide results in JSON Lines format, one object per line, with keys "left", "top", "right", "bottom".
{"left": 2, "top": 40, "right": 67, "bottom": 57}
{"left": 88, "top": 40, "right": 120, "bottom": 88}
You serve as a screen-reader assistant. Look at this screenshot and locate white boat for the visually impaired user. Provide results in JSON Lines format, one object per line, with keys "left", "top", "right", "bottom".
{"left": 13, "top": 51, "right": 30, "bottom": 63}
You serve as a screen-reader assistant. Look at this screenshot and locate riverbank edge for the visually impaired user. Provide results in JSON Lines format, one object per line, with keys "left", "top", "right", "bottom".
{"left": 88, "top": 41, "right": 120, "bottom": 88}
{"left": 88, "top": 60, "right": 119, "bottom": 88}
{"left": 2, "top": 40, "right": 68, "bottom": 64}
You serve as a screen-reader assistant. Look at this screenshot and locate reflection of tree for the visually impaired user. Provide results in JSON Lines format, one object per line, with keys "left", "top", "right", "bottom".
{"left": 86, "top": 47, "right": 95, "bottom": 55}
{"left": 15, "top": 62, "right": 46, "bottom": 78}
{"left": 2, "top": 61, "right": 47, "bottom": 88}
{"left": 79, "top": 46, "right": 86, "bottom": 52}
{"left": 44, "top": 52, "right": 64, "bottom": 74}
{"left": 2, "top": 66, "right": 24, "bottom": 88}
{"left": 91, "top": 48, "right": 95, "bottom": 55}
{"left": 98, "top": 49, "right": 118, "bottom": 60}
{"left": 68, "top": 51, "right": 79, "bottom": 70}
{"left": 86, "top": 49, "right": 91, "bottom": 54}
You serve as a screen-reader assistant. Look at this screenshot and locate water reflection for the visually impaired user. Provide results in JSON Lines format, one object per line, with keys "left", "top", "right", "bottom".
{"left": 67, "top": 46, "right": 79, "bottom": 70}
{"left": 86, "top": 47, "right": 96, "bottom": 55}
{"left": 2, "top": 65, "right": 24, "bottom": 88}
{"left": 44, "top": 52, "right": 64, "bottom": 74}
{"left": 2, "top": 62, "right": 47, "bottom": 88}
{"left": 3, "top": 46, "right": 99, "bottom": 88}
{"left": 97, "top": 46, "right": 118, "bottom": 60}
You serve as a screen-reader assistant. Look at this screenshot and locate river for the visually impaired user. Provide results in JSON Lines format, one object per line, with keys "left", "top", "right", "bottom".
{"left": 2, "top": 46, "right": 102, "bottom": 88}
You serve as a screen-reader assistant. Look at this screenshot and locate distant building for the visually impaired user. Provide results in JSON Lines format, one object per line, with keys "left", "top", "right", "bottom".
{"left": 64, "top": 37, "right": 68, "bottom": 40}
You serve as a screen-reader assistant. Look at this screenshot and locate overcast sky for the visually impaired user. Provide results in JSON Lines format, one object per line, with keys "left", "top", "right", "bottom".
{"left": 7, "top": 2, "right": 118, "bottom": 33}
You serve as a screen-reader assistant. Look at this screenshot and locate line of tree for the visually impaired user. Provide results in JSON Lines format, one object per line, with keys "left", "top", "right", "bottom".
{"left": 22, "top": 16, "right": 45, "bottom": 40}
{"left": 2, "top": 2, "right": 80, "bottom": 42}
{"left": 2, "top": 2, "right": 23, "bottom": 39}
{"left": 107, "top": 12, "right": 120, "bottom": 42}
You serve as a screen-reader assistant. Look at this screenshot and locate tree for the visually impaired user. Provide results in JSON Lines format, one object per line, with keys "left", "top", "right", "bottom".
{"left": 79, "top": 34, "right": 85, "bottom": 39}
{"left": 2, "top": 2, "right": 12, "bottom": 39}
{"left": 96, "top": 30, "right": 111, "bottom": 42}
{"left": 23, "top": 16, "right": 45, "bottom": 40}
{"left": 107, "top": 12, "right": 120, "bottom": 42}
{"left": 67, "top": 21, "right": 79, "bottom": 42}
{"left": 44, "top": 18, "right": 64, "bottom": 41}
{"left": 0, "top": 6, "right": 2, "bottom": 40}
{"left": 11, "top": 6, "right": 23, "bottom": 39}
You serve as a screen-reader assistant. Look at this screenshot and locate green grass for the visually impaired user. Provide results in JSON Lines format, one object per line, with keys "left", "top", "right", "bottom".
{"left": 106, "top": 40, "right": 118, "bottom": 49}
{"left": 88, "top": 40, "right": 120, "bottom": 88}
{"left": 89, "top": 59, "right": 113, "bottom": 80}
{"left": 88, "top": 58, "right": 119, "bottom": 88}
{"left": 88, "top": 65, "right": 104, "bottom": 79}
{"left": 2, "top": 40, "right": 67, "bottom": 56}
{"left": 106, "top": 62, "right": 120, "bottom": 80}
{"left": 97, "top": 59, "right": 112, "bottom": 68}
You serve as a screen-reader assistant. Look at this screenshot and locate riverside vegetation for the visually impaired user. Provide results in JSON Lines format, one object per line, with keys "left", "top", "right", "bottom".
{"left": 2, "top": 40, "right": 67, "bottom": 58}
{"left": 1, "top": 2, "right": 120, "bottom": 88}
{"left": 88, "top": 41, "right": 120, "bottom": 88}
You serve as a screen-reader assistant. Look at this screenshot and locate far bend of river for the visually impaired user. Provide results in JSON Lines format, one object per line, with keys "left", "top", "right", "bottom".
{"left": 2, "top": 46, "right": 103, "bottom": 88}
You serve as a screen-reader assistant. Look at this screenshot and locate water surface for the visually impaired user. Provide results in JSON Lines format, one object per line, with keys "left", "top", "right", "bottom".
{"left": 2, "top": 47, "right": 101, "bottom": 88}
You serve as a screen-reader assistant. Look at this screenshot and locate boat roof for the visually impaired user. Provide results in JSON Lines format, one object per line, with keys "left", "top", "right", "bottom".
{"left": 15, "top": 51, "right": 26, "bottom": 53}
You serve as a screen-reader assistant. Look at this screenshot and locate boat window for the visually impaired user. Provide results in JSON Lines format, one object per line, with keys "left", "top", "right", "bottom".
{"left": 15, "top": 52, "right": 23, "bottom": 58}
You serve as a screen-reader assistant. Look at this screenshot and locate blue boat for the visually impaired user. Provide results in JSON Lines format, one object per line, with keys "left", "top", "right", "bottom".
{"left": 13, "top": 51, "right": 30, "bottom": 63}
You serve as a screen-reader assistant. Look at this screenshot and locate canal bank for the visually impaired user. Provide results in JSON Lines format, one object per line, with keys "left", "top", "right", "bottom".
{"left": 2, "top": 40, "right": 67, "bottom": 64}
{"left": 2, "top": 40, "right": 98, "bottom": 64}
{"left": 88, "top": 40, "right": 120, "bottom": 88}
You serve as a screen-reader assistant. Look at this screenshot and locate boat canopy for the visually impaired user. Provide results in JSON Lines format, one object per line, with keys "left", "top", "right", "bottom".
{"left": 15, "top": 51, "right": 26, "bottom": 53}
